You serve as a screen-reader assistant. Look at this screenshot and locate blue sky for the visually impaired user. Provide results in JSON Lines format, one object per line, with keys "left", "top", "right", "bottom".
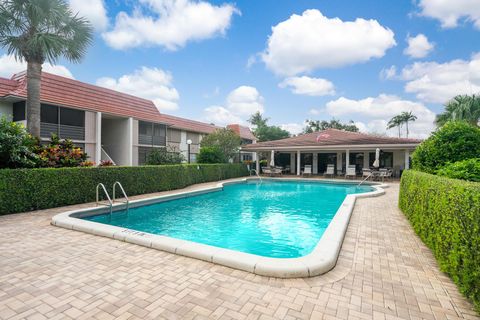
{"left": 1, "top": 0, "right": 480, "bottom": 138}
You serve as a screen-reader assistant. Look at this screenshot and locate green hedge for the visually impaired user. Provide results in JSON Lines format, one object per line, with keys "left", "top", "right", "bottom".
{"left": 399, "top": 170, "right": 480, "bottom": 310}
{"left": 0, "top": 164, "right": 248, "bottom": 214}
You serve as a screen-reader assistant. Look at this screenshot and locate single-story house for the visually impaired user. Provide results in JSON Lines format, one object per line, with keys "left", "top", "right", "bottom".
{"left": 0, "top": 71, "right": 254, "bottom": 165}
{"left": 241, "top": 129, "right": 422, "bottom": 177}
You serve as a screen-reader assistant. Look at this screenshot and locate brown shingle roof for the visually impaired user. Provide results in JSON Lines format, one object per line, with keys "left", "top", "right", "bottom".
{"left": 227, "top": 124, "right": 256, "bottom": 141}
{"left": 242, "top": 128, "right": 421, "bottom": 150}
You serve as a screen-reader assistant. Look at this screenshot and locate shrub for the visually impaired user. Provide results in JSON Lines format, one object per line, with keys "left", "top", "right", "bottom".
{"left": 99, "top": 160, "right": 114, "bottom": 167}
{"left": 437, "top": 158, "right": 480, "bottom": 182}
{"left": 197, "top": 146, "right": 225, "bottom": 163}
{"left": 0, "top": 164, "right": 248, "bottom": 214}
{"left": 399, "top": 170, "right": 480, "bottom": 310}
{"left": 412, "top": 122, "right": 480, "bottom": 174}
{"left": 146, "top": 147, "right": 185, "bottom": 165}
{"left": 35, "top": 134, "right": 89, "bottom": 168}
{"left": 0, "top": 116, "right": 38, "bottom": 168}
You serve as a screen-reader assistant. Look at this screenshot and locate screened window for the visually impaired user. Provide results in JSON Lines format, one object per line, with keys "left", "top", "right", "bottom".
{"left": 12, "top": 101, "right": 26, "bottom": 121}
{"left": 60, "top": 107, "right": 84, "bottom": 127}
{"left": 40, "top": 104, "right": 85, "bottom": 140}
{"left": 41, "top": 104, "right": 58, "bottom": 124}
{"left": 139, "top": 121, "right": 166, "bottom": 146}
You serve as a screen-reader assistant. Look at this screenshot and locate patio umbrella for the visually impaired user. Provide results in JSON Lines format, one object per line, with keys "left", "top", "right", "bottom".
{"left": 270, "top": 150, "right": 275, "bottom": 167}
{"left": 373, "top": 148, "right": 380, "bottom": 168}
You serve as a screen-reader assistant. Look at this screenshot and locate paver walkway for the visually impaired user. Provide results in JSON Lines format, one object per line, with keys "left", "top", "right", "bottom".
{"left": 0, "top": 181, "right": 478, "bottom": 320}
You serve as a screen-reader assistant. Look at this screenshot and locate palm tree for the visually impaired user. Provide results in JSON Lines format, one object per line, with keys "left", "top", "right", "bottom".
{"left": 400, "top": 111, "right": 417, "bottom": 138}
{"left": 436, "top": 94, "right": 480, "bottom": 127}
{"left": 0, "top": 0, "right": 93, "bottom": 137}
{"left": 387, "top": 115, "right": 403, "bottom": 138}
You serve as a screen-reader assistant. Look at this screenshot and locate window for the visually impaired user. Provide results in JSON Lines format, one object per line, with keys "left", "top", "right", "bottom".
{"left": 12, "top": 101, "right": 26, "bottom": 121}
{"left": 139, "top": 121, "right": 166, "bottom": 146}
{"left": 60, "top": 107, "right": 84, "bottom": 127}
{"left": 139, "top": 121, "right": 153, "bottom": 136}
{"left": 369, "top": 151, "right": 393, "bottom": 168}
{"left": 41, "top": 104, "right": 58, "bottom": 124}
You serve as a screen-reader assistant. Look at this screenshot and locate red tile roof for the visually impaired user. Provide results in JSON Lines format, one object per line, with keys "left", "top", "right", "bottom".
{"left": 157, "top": 114, "right": 220, "bottom": 134}
{"left": 0, "top": 71, "right": 220, "bottom": 134}
{"left": 242, "top": 128, "right": 421, "bottom": 150}
{"left": 1, "top": 71, "right": 161, "bottom": 121}
{"left": 227, "top": 124, "right": 256, "bottom": 141}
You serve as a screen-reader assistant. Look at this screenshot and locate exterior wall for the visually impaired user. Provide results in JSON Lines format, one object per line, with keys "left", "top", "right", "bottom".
{"left": 186, "top": 131, "right": 201, "bottom": 155}
{"left": 102, "top": 118, "right": 131, "bottom": 166}
{"left": 84, "top": 111, "right": 96, "bottom": 162}
{"left": 0, "top": 101, "right": 12, "bottom": 118}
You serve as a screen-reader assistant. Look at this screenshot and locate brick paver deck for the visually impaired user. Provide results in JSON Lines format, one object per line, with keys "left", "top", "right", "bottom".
{"left": 0, "top": 181, "right": 478, "bottom": 320}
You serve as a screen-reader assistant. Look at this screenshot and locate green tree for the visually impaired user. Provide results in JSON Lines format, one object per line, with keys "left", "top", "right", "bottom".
{"left": 0, "top": 0, "right": 93, "bottom": 137}
{"left": 304, "top": 118, "right": 359, "bottom": 133}
{"left": 197, "top": 146, "right": 225, "bottom": 163}
{"left": 400, "top": 111, "right": 417, "bottom": 138}
{"left": 200, "top": 128, "right": 241, "bottom": 161}
{"left": 248, "top": 111, "right": 290, "bottom": 142}
{"left": 436, "top": 94, "right": 480, "bottom": 127}
{"left": 0, "top": 116, "right": 38, "bottom": 168}
{"left": 146, "top": 147, "right": 185, "bottom": 165}
{"left": 386, "top": 115, "right": 403, "bottom": 138}
{"left": 412, "top": 121, "right": 480, "bottom": 174}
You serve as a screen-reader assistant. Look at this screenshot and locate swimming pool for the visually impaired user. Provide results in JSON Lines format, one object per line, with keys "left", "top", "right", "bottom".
{"left": 52, "top": 178, "right": 385, "bottom": 278}
{"left": 85, "top": 180, "right": 373, "bottom": 258}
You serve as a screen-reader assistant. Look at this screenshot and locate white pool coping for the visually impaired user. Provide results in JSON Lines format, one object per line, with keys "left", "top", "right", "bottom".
{"left": 51, "top": 178, "right": 387, "bottom": 278}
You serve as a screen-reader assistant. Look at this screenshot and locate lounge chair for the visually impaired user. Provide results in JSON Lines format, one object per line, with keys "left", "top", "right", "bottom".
{"left": 261, "top": 167, "right": 271, "bottom": 175}
{"left": 324, "top": 164, "right": 335, "bottom": 178}
{"left": 378, "top": 168, "right": 393, "bottom": 181}
{"left": 302, "top": 165, "right": 312, "bottom": 176}
{"left": 345, "top": 165, "right": 356, "bottom": 179}
{"left": 362, "top": 168, "right": 372, "bottom": 180}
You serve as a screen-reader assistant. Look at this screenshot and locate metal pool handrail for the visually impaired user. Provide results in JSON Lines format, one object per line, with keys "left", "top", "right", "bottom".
{"left": 357, "top": 173, "right": 373, "bottom": 187}
{"left": 113, "top": 181, "right": 129, "bottom": 213}
{"left": 249, "top": 169, "right": 262, "bottom": 183}
{"left": 96, "top": 183, "right": 113, "bottom": 215}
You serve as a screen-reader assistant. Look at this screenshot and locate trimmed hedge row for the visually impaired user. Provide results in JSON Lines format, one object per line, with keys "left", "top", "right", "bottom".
{"left": 0, "top": 164, "right": 249, "bottom": 214}
{"left": 399, "top": 170, "right": 480, "bottom": 310}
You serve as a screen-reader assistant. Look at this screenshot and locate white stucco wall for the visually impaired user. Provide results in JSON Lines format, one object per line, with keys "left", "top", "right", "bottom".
{"left": 0, "top": 101, "right": 12, "bottom": 118}
{"left": 102, "top": 118, "right": 132, "bottom": 166}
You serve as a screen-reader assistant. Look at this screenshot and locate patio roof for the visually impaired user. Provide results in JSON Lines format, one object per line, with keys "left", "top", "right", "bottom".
{"left": 241, "top": 128, "right": 421, "bottom": 151}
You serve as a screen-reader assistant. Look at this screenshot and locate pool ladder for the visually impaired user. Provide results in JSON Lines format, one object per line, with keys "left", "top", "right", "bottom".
{"left": 249, "top": 169, "right": 262, "bottom": 183}
{"left": 96, "top": 182, "right": 130, "bottom": 215}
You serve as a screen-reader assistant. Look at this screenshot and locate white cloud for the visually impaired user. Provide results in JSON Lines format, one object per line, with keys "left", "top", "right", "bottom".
{"left": 380, "top": 65, "right": 397, "bottom": 80}
{"left": 69, "top": 0, "right": 108, "bottom": 31}
{"left": 96, "top": 66, "right": 179, "bottom": 111}
{"left": 102, "top": 0, "right": 239, "bottom": 50}
{"left": 309, "top": 108, "right": 322, "bottom": 115}
{"left": 400, "top": 53, "right": 480, "bottom": 103}
{"left": 280, "top": 123, "right": 304, "bottom": 135}
{"left": 278, "top": 76, "right": 335, "bottom": 96}
{"left": 203, "top": 85, "right": 264, "bottom": 125}
{"left": 404, "top": 34, "right": 434, "bottom": 58}
{"left": 418, "top": 0, "right": 480, "bottom": 29}
{"left": 325, "top": 94, "right": 436, "bottom": 138}
{"left": 0, "top": 54, "right": 74, "bottom": 79}
{"left": 261, "top": 9, "right": 396, "bottom": 76}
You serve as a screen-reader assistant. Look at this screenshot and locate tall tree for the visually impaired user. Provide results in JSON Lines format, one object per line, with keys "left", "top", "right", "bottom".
{"left": 200, "top": 128, "right": 241, "bottom": 161}
{"left": 304, "top": 118, "right": 359, "bottom": 133}
{"left": 436, "top": 94, "right": 480, "bottom": 127}
{"left": 0, "top": 0, "right": 93, "bottom": 137}
{"left": 248, "top": 111, "right": 290, "bottom": 142}
{"left": 386, "top": 115, "right": 403, "bottom": 138}
{"left": 400, "top": 111, "right": 417, "bottom": 138}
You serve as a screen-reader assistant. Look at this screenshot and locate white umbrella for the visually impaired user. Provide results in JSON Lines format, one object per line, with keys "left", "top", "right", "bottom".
{"left": 270, "top": 150, "right": 275, "bottom": 167}
{"left": 373, "top": 148, "right": 380, "bottom": 168}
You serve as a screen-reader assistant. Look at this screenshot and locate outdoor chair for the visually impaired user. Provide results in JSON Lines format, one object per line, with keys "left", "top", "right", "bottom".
{"left": 324, "top": 164, "right": 335, "bottom": 178}
{"left": 261, "top": 167, "right": 271, "bottom": 175}
{"left": 362, "top": 168, "right": 372, "bottom": 180}
{"left": 379, "top": 168, "right": 393, "bottom": 182}
{"left": 272, "top": 167, "right": 283, "bottom": 176}
{"left": 345, "top": 165, "right": 357, "bottom": 179}
{"left": 302, "top": 165, "right": 312, "bottom": 176}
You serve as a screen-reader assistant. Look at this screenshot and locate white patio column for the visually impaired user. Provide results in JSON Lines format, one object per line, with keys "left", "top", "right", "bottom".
{"left": 346, "top": 149, "right": 350, "bottom": 166}
{"left": 297, "top": 150, "right": 301, "bottom": 176}
{"left": 126, "top": 117, "right": 133, "bottom": 166}
{"left": 405, "top": 149, "right": 410, "bottom": 170}
{"left": 363, "top": 151, "right": 369, "bottom": 168}
{"left": 337, "top": 152, "right": 342, "bottom": 173}
{"left": 255, "top": 152, "right": 260, "bottom": 173}
{"left": 290, "top": 152, "right": 296, "bottom": 174}
{"left": 95, "top": 112, "right": 102, "bottom": 165}
{"left": 312, "top": 153, "right": 318, "bottom": 174}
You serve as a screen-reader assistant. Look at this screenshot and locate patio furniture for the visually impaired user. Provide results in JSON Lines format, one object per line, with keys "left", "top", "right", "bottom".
{"left": 262, "top": 166, "right": 282, "bottom": 176}
{"left": 362, "top": 168, "right": 372, "bottom": 180}
{"left": 324, "top": 164, "right": 335, "bottom": 178}
{"left": 302, "top": 165, "right": 312, "bottom": 176}
{"left": 345, "top": 165, "right": 356, "bottom": 179}
{"left": 378, "top": 168, "right": 393, "bottom": 181}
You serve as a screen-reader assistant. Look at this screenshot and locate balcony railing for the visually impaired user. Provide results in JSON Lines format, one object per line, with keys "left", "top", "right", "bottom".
{"left": 139, "top": 134, "right": 166, "bottom": 146}
{"left": 40, "top": 122, "right": 85, "bottom": 141}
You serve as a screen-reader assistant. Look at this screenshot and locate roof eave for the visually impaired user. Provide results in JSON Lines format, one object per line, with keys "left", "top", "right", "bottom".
{"left": 241, "top": 143, "right": 421, "bottom": 151}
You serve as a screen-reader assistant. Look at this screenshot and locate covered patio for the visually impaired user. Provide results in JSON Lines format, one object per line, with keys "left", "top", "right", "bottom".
{"left": 241, "top": 129, "right": 421, "bottom": 178}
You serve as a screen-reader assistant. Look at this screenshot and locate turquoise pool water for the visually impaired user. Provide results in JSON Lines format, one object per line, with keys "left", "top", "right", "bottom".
{"left": 84, "top": 180, "right": 373, "bottom": 258}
